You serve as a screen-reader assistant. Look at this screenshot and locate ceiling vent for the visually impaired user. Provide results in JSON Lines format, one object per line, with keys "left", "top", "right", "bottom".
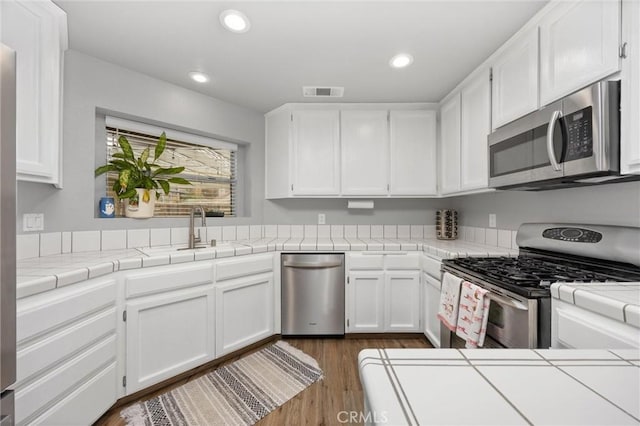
{"left": 303, "top": 86, "right": 344, "bottom": 97}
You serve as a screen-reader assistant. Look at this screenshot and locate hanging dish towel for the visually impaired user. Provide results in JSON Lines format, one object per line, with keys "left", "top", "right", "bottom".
{"left": 437, "top": 272, "right": 463, "bottom": 332}
{"left": 455, "top": 281, "right": 490, "bottom": 348}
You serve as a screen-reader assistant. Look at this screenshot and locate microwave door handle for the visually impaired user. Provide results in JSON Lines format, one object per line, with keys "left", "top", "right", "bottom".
{"left": 547, "top": 110, "right": 562, "bottom": 171}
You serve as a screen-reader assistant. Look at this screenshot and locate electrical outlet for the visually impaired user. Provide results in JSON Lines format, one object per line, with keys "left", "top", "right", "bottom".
{"left": 489, "top": 213, "right": 497, "bottom": 228}
{"left": 318, "top": 213, "right": 326, "bottom": 225}
{"left": 23, "top": 213, "right": 44, "bottom": 232}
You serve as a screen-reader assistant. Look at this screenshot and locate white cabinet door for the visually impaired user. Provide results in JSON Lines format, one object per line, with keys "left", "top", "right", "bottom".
{"left": 347, "top": 271, "right": 385, "bottom": 332}
{"left": 439, "top": 93, "right": 461, "bottom": 194}
{"left": 385, "top": 271, "right": 421, "bottom": 332}
{"left": 215, "top": 273, "right": 274, "bottom": 356}
{"left": 389, "top": 110, "right": 437, "bottom": 195}
{"left": 125, "top": 286, "right": 215, "bottom": 394}
{"left": 492, "top": 28, "right": 539, "bottom": 129}
{"left": 1, "top": 0, "right": 67, "bottom": 186}
{"left": 341, "top": 110, "right": 389, "bottom": 195}
{"left": 621, "top": 0, "right": 640, "bottom": 175}
{"left": 460, "top": 69, "right": 491, "bottom": 191}
{"left": 539, "top": 0, "right": 621, "bottom": 106}
{"left": 265, "top": 108, "right": 291, "bottom": 199}
{"left": 291, "top": 110, "right": 341, "bottom": 195}
{"left": 423, "top": 273, "right": 442, "bottom": 348}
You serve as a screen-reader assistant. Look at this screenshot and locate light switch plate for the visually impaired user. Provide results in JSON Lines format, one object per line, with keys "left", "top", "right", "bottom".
{"left": 23, "top": 213, "right": 44, "bottom": 232}
{"left": 489, "top": 213, "right": 497, "bottom": 228}
{"left": 318, "top": 213, "right": 326, "bottom": 225}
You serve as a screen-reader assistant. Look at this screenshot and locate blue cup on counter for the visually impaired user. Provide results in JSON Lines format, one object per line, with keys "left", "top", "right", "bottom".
{"left": 99, "top": 197, "right": 116, "bottom": 218}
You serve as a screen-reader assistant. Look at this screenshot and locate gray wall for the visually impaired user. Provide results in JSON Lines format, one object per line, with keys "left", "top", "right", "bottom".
{"left": 17, "top": 50, "right": 265, "bottom": 232}
{"left": 449, "top": 181, "right": 640, "bottom": 230}
{"left": 19, "top": 50, "right": 639, "bottom": 233}
{"left": 262, "top": 198, "right": 453, "bottom": 225}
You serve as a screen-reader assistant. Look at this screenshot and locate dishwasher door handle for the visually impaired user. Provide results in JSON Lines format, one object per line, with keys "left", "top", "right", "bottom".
{"left": 282, "top": 261, "right": 343, "bottom": 269}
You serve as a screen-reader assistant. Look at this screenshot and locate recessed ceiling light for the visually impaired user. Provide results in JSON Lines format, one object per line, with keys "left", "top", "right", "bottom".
{"left": 220, "top": 9, "right": 251, "bottom": 33}
{"left": 389, "top": 53, "right": 414, "bottom": 69}
{"left": 189, "top": 71, "right": 209, "bottom": 83}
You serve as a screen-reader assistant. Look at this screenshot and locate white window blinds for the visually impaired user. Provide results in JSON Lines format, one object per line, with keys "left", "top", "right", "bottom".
{"left": 104, "top": 117, "right": 237, "bottom": 217}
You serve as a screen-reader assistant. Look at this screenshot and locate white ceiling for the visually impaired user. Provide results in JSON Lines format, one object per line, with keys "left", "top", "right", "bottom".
{"left": 54, "top": 0, "right": 547, "bottom": 113}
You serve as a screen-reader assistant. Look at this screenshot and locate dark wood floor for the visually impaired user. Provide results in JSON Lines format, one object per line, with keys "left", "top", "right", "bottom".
{"left": 95, "top": 336, "right": 432, "bottom": 426}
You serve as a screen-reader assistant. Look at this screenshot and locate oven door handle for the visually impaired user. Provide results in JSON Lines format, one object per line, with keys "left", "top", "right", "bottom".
{"left": 487, "top": 292, "right": 528, "bottom": 311}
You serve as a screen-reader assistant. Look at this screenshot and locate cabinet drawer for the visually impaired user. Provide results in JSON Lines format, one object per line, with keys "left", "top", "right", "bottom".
{"left": 17, "top": 278, "right": 116, "bottom": 343}
{"left": 215, "top": 253, "right": 274, "bottom": 281}
{"left": 348, "top": 253, "right": 384, "bottom": 270}
{"left": 31, "top": 363, "right": 117, "bottom": 426}
{"left": 126, "top": 262, "right": 213, "bottom": 298}
{"left": 17, "top": 308, "right": 116, "bottom": 386}
{"left": 385, "top": 253, "right": 419, "bottom": 270}
{"left": 15, "top": 335, "right": 116, "bottom": 425}
{"left": 421, "top": 254, "right": 442, "bottom": 279}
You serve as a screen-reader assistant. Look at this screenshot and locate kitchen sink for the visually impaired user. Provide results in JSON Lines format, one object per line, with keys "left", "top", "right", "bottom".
{"left": 137, "top": 243, "right": 233, "bottom": 256}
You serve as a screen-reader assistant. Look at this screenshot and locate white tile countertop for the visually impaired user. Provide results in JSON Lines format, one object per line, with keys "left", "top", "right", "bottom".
{"left": 359, "top": 348, "right": 640, "bottom": 425}
{"left": 16, "top": 238, "right": 516, "bottom": 299}
{"left": 551, "top": 282, "right": 640, "bottom": 328}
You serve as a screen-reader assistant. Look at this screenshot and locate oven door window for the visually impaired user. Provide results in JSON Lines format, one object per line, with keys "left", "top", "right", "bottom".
{"left": 488, "top": 301, "right": 505, "bottom": 329}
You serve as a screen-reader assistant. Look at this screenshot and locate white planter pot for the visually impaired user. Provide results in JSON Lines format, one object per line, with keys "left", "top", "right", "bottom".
{"left": 125, "top": 188, "right": 156, "bottom": 218}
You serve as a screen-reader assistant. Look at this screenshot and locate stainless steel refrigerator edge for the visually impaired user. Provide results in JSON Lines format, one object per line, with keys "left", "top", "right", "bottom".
{"left": 0, "top": 43, "right": 17, "bottom": 426}
{"left": 281, "top": 254, "right": 345, "bottom": 336}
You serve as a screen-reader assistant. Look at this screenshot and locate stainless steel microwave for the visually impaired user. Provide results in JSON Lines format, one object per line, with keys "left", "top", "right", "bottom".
{"left": 488, "top": 80, "right": 633, "bottom": 190}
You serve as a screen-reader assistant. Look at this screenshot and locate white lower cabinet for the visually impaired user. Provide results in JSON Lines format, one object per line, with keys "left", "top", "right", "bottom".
{"left": 423, "top": 273, "right": 442, "bottom": 348}
{"left": 125, "top": 285, "right": 216, "bottom": 394}
{"left": 15, "top": 277, "right": 117, "bottom": 425}
{"left": 215, "top": 273, "right": 274, "bottom": 356}
{"left": 385, "top": 272, "right": 421, "bottom": 331}
{"left": 348, "top": 271, "right": 385, "bottom": 332}
{"left": 552, "top": 298, "right": 639, "bottom": 349}
{"left": 347, "top": 253, "right": 421, "bottom": 332}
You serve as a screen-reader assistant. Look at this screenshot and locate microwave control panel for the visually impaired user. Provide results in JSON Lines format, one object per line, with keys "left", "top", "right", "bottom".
{"left": 563, "top": 106, "right": 593, "bottom": 161}
{"left": 542, "top": 227, "right": 602, "bottom": 243}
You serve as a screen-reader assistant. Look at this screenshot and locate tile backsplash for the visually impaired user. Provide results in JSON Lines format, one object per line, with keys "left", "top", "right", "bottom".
{"left": 16, "top": 224, "right": 518, "bottom": 259}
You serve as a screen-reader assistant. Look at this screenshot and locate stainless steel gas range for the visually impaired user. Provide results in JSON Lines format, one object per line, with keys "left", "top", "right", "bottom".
{"left": 441, "top": 223, "right": 640, "bottom": 349}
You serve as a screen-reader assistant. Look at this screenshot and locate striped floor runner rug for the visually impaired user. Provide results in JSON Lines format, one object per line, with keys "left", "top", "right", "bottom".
{"left": 121, "top": 341, "right": 323, "bottom": 426}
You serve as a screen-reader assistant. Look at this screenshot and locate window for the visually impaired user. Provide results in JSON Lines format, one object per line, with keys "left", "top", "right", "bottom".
{"left": 104, "top": 117, "right": 237, "bottom": 217}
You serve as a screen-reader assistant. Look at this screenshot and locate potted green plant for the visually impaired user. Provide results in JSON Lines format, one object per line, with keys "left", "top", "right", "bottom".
{"left": 95, "top": 132, "right": 190, "bottom": 218}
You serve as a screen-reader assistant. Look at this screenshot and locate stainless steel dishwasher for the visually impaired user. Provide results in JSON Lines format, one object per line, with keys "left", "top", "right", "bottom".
{"left": 281, "top": 253, "right": 345, "bottom": 336}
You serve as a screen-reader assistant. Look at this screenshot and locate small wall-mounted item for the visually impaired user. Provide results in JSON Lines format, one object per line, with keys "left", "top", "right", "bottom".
{"left": 347, "top": 200, "right": 374, "bottom": 209}
{"left": 99, "top": 197, "right": 116, "bottom": 218}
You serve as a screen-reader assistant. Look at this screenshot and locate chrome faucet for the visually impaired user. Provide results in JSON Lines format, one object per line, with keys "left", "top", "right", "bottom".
{"left": 188, "top": 206, "right": 207, "bottom": 249}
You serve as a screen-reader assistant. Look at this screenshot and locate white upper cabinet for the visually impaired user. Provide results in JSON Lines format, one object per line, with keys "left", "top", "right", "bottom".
{"left": 389, "top": 110, "right": 437, "bottom": 196}
{"left": 1, "top": 0, "right": 67, "bottom": 187}
{"left": 341, "top": 110, "right": 389, "bottom": 195}
{"left": 439, "top": 93, "right": 462, "bottom": 195}
{"left": 265, "top": 108, "right": 291, "bottom": 199}
{"left": 291, "top": 110, "right": 340, "bottom": 195}
{"left": 460, "top": 68, "right": 491, "bottom": 191}
{"left": 539, "top": 0, "right": 621, "bottom": 106}
{"left": 265, "top": 105, "right": 437, "bottom": 198}
{"left": 491, "top": 28, "right": 539, "bottom": 129}
{"left": 621, "top": 0, "right": 640, "bottom": 175}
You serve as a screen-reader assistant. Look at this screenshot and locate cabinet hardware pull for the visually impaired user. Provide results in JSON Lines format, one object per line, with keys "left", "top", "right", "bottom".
{"left": 620, "top": 42, "right": 628, "bottom": 59}
{"left": 122, "top": 311, "right": 127, "bottom": 322}
{"left": 283, "top": 261, "right": 343, "bottom": 268}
